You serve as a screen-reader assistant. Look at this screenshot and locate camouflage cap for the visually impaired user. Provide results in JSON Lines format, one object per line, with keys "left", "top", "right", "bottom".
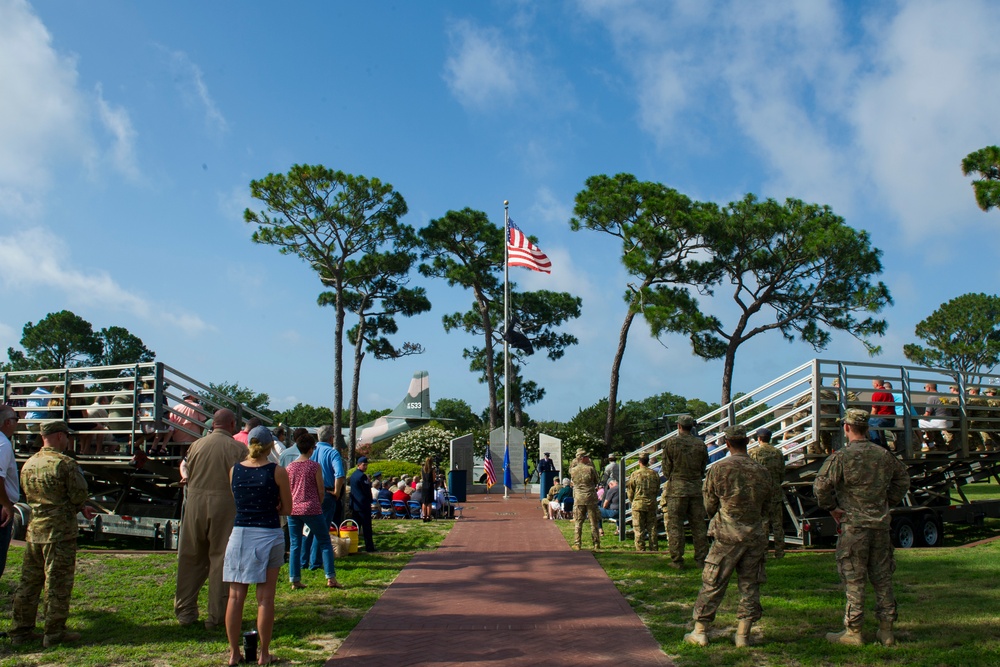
{"left": 723, "top": 425, "right": 747, "bottom": 439}
{"left": 842, "top": 408, "right": 870, "bottom": 426}
{"left": 41, "top": 420, "right": 73, "bottom": 436}
{"left": 676, "top": 415, "right": 695, "bottom": 428}
{"left": 575, "top": 448, "right": 589, "bottom": 458}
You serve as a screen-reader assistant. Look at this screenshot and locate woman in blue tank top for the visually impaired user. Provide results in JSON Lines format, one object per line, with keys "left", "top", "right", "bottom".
{"left": 222, "top": 426, "right": 291, "bottom": 666}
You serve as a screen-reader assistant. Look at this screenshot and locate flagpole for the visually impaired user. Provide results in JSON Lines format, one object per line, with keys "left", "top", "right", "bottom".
{"left": 503, "top": 200, "right": 510, "bottom": 500}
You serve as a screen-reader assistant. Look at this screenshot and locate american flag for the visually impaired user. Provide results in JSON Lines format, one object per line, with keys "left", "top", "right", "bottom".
{"left": 507, "top": 219, "right": 552, "bottom": 273}
{"left": 483, "top": 445, "right": 497, "bottom": 489}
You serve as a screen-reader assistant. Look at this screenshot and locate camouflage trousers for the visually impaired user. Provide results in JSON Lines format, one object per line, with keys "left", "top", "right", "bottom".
{"left": 12, "top": 539, "right": 78, "bottom": 642}
{"left": 693, "top": 535, "right": 768, "bottom": 623}
{"left": 573, "top": 501, "right": 601, "bottom": 549}
{"left": 666, "top": 496, "right": 708, "bottom": 565}
{"left": 835, "top": 526, "right": 897, "bottom": 629}
{"left": 762, "top": 500, "right": 785, "bottom": 555}
{"left": 808, "top": 428, "right": 836, "bottom": 455}
{"left": 631, "top": 508, "right": 657, "bottom": 551}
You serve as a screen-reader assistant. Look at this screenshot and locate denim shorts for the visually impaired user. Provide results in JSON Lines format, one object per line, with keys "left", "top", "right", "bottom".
{"left": 223, "top": 526, "right": 285, "bottom": 584}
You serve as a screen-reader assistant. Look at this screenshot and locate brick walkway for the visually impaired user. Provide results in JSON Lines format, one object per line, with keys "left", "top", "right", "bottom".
{"left": 327, "top": 493, "right": 672, "bottom": 666}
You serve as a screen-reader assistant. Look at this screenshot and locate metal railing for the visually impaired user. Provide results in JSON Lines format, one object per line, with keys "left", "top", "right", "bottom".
{"left": 617, "top": 358, "right": 1000, "bottom": 540}
{"left": 1, "top": 362, "right": 271, "bottom": 456}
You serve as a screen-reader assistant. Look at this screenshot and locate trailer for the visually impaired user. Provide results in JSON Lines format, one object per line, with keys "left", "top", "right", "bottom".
{"left": 617, "top": 358, "right": 1000, "bottom": 548}
{"left": 2, "top": 362, "right": 270, "bottom": 548}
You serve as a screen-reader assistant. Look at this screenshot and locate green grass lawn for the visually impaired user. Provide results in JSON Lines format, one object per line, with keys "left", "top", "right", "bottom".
{"left": 553, "top": 518, "right": 1000, "bottom": 666}
{"left": 0, "top": 519, "right": 451, "bottom": 667}
{"left": 960, "top": 479, "right": 1000, "bottom": 501}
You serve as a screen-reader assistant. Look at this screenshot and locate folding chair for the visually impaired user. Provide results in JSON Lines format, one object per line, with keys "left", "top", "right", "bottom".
{"left": 448, "top": 495, "right": 464, "bottom": 519}
{"left": 392, "top": 500, "right": 408, "bottom": 519}
{"left": 407, "top": 500, "right": 422, "bottom": 519}
{"left": 378, "top": 498, "right": 393, "bottom": 520}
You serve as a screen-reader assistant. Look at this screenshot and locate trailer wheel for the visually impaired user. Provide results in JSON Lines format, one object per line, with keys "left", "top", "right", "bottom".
{"left": 891, "top": 517, "right": 916, "bottom": 549}
{"left": 917, "top": 515, "right": 943, "bottom": 548}
{"left": 11, "top": 510, "right": 26, "bottom": 541}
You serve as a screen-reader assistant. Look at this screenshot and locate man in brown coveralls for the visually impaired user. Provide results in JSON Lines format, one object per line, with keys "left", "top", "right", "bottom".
{"left": 174, "top": 408, "right": 246, "bottom": 629}
{"left": 814, "top": 408, "right": 910, "bottom": 646}
{"left": 661, "top": 415, "right": 709, "bottom": 569}
{"left": 749, "top": 427, "right": 786, "bottom": 558}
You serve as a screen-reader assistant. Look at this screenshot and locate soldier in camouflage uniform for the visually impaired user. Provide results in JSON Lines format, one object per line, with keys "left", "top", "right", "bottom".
{"left": 659, "top": 481, "right": 670, "bottom": 545}
{"left": 967, "top": 388, "right": 989, "bottom": 452}
{"left": 749, "top": 428, "right": 785, "bottom": 558}
{"left": 543, "top": 477, "right": 561, "bottom": 520}
{"left": 661, "top": 415, "right": 709, "bottom": 569}
{"left": 830, "top": 378, "right": 860, "bottom": 452}
{"left": 984, "top": 388, "right": 1000, "bottom": 450}
{"left": 11, "top": 421, "right": 94, "bottom": 647}
{"left": 684, "top": 425, "right": 772, "bottom": 648}
{"left": 814, "top": 408, "right": 910, "bottom": 646}
{"left": 626, "top": 453, "right": 660, "bottom": 551}
{"left": 569, "top": 449, "right": 600, "bottom": 550}
{"left": 786, "top": 380, "right": 840, "bottom": 455}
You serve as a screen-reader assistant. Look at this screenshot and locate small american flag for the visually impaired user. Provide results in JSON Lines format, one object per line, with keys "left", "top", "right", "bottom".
{"left": 483, "top": 445, "right": 497, "bottom": 489}
{"left": 507, "top": 219, "right": 552, "bottom": 273}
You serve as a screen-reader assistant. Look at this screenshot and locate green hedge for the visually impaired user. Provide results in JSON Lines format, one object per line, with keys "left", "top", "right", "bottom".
{"left": 349, "top": 460, "right": 421, "bottom": 481}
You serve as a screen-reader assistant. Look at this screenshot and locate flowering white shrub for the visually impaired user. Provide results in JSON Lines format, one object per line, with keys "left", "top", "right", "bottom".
{"left": 385, "top": 424, "right": 454, "bottom": 464}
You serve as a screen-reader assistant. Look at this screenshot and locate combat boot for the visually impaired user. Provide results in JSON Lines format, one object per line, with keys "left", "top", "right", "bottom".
{"left": 43, "top": 631, "right": 81, "bottom": 647}
{"left": 734, "top": 620, "right": 753, "bottom": 647}
{"left": 10, "top": 631, "right": 42, "bottom": 646}
{"left": 876, "top": 620, "right": 895, "bottom": 646}
{"left": 826, "top": 627, "right": 863, "bottom": 646}
{"left": 684, "top": 621, "right": 710, "bottom": 646}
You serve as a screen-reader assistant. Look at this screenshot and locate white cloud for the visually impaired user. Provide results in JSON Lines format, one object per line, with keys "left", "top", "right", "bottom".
{"left": 528, "top": 186, "right": 571, "bottom": 229}
{"left": 443, "top": 19, "right": 528, "bottom": 109}
{"left": 163, "top": 48, "right": 228, "bottom": 135}
{"left": 852, "top": 1, "right": 1000, "bottom": 239}
{"left": 95, "top": 83, "right": 140, "bottom": 181}
{"left": 0, "top": 227, "right": 211, "bottom": 335}
{"left": 579, "top": 0, "right": 1000, "bottom": 243}
{"left": 0, "top": 321, "right": 17, "bottom": 353}
{"left": 0, "top": 0, "right": 93, "bottom": 216}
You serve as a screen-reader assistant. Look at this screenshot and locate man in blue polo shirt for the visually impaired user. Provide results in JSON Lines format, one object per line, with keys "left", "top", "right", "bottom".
{"left": 303, "top": 426, "right": 346, "bottom": 569}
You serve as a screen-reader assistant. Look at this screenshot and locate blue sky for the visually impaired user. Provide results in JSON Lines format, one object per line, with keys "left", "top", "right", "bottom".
{"left": 2, "top": 0, "right": 999, "bottom": 422}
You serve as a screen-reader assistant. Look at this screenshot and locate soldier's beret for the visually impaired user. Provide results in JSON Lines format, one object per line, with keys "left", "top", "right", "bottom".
{"left": 41, "top": 420, "right": 73, "bottom": 436}
{"left": 724, "top": 425, "right": 747, "bottom": 439}
{"left": 842, "top": 408, "right": 870, "bottom": 426}
{"left": 575, "top": 448, "right": 589, "bottom": 458}
{"left": 676, "top": 415, "right": 695, "bottom": 428}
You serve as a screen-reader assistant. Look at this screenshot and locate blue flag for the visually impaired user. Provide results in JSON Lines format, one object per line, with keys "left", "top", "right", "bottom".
{"left": 503, "top": 442, "right": 512, "bottom": 489}
{"left": 523, "top": 443, "right": 529, "bottom": 484}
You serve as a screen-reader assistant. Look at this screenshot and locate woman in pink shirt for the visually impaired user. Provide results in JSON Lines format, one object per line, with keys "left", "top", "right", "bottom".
{"left": 285, "top": 434, "right": 340, "bottom": 589}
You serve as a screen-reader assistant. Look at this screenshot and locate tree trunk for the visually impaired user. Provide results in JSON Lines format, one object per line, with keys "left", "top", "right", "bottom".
{"left": 333, "top": 287, "right": 345, "bottom": 449}
{"left": 604, "top": 309, "right": 638, "bottom": 454}
{"left": 348, "top": 324, "right": 366, "bottom": 467}
{"left": 720, "top": 338, "right": 739, "bottom": 407}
